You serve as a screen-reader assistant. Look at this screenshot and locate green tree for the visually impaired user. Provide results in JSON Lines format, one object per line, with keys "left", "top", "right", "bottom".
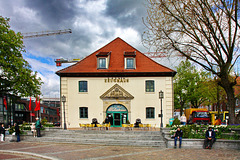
{"left": 0, "top": 16, "right": 42, "bottom": 97}
{"left": 203, "top": 78, "right": 227, "bottom": 114}
{"left": 143, "top": 0, "right": 240, "bottom": 124}
{"left": 174, "top": 60, "right": 209, "bottom": 115}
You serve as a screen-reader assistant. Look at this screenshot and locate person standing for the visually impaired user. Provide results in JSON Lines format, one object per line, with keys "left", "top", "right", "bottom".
{"left": 14, "top": 123, "right": 20, "bottom": 142}
{"left": 174, "top": 127, "right": 183, "bottom": 148}
{"left": 31, "top": 123, "right": 36, "bottom": 137}
{"left": 35, "top": 118, "right": 41, "bottom": 137}
{"left": 180, "top": 114, "right": 187, "bottom": 125}
{"left": 0, "top": 124, "right": 5, "bottom": 141}
{"left": 204, "top": 127, "right": 216, "bottom": 149}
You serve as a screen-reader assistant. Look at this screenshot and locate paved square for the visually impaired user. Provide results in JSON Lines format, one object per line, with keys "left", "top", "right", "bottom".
{"left": 0, "top": 142, "right": 239, "bottom": 160}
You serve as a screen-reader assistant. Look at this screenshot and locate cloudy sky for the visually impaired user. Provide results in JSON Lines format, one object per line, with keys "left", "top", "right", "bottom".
{"left": 0, "top": 0, "right": 179, "bottom": 98}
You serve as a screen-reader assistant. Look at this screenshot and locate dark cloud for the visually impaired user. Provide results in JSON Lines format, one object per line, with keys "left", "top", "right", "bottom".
{"left": 105, "top": 0, "right": 147, "bottom": 32}
{"left": 23, "top": 0, "right": 78, "bottom": 28}
{"left": 0, "top": 0, "right": 150, "bottom": 97}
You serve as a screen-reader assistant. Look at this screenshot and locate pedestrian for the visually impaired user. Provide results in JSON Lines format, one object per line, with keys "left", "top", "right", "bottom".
{"left": 0, "top": 124, "right": 5, "bottom": 141}
{"left": 31, "top": 123, "right": 36, "bottom": 137}
{"left": 104, "top": 116, "right": 109, "bottom": 130}
{"left": 174, "top": 127, "right": 183, "bottom": 148}
{"left": 35, "top": 117, "right": 41, "bottom": 137}
{"left": 204, "top": 127, "right": 216, "bottom": 149}
{"left": 180, "top": 114, "right": 187, "bottom": 125}
{"left": 14, "top": 123, "right": 20, "bottom": 142}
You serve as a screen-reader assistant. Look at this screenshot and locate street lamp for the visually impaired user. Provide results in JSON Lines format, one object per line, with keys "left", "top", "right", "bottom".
{"left": 61, "top": 95, "right": 67, "bottom": 130}
{"left": 159, "top": 90, "right": 164, "bottom": 128}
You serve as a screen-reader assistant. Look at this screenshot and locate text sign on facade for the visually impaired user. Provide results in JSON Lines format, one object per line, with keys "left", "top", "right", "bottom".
{"left": 104, "top": 77, "right": 129, "bottom": 83}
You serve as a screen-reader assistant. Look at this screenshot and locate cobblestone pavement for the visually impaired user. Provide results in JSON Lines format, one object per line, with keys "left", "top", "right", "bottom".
{"left": 0, "top": 141, "right": 239, "bottom": 160}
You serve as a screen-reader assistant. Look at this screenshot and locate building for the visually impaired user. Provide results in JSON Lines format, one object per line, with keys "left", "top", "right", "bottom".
{"left": 56, "top": 37, "right": 176, "bottom": 128}
{"left": 0, "top": 96, "right": 60, "bottom": 126}
{"left": 41, "top": 98, "right": 60, "bottom": 123}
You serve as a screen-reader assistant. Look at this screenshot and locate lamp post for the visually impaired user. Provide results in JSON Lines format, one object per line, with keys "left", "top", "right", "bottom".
{"left": 61, "top": 95, "right": 67, "bottom": 130}
{"left": 159, "top": 90, "right": 164, "bottom": 128}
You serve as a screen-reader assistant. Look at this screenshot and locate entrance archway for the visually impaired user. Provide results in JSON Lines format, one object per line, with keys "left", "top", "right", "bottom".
{"left": 106, "top": 104, "right": 128, "bottom": 127}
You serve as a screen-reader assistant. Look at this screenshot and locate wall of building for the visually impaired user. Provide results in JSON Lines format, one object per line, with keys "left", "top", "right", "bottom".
{"left": 61, "top": 76, "right": 174, "bottom": 128}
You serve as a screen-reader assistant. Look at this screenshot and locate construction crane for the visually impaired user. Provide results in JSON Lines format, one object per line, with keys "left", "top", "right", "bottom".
{"left": 55, "top": 58, "right": 81, "bottom": 67}
{"left": 22, "top": 29, "right": 72, "bottom": 39}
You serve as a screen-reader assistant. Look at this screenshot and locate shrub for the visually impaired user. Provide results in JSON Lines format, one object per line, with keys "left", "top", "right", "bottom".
{"left": 169, "top": 124, "right": 239, "bottom": 140}
{"left": 41, "top": 118, "right": 48, "bottom": 125}
{"left": 172, "top": 118, "right": 181, "bottom": 126}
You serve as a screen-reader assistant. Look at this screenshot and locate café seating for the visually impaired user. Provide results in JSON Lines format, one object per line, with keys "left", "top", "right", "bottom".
{"left": 122, "top": 124, "right": 134, "bottom": 130}
{"left": 79, "top": 123, "right": 86, "bottom": 129}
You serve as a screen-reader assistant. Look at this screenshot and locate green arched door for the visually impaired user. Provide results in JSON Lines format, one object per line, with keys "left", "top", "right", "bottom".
{"left": 106, "top": 104, "right": 128, "bottom": 127}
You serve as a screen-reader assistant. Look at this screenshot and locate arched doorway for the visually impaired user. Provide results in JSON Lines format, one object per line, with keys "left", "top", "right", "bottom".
{"left": 106, "top": 104, "right": 128, "bottom": 127}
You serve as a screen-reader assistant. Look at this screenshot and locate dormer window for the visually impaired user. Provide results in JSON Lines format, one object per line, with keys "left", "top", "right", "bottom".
{"left": 96, "top": 52, "right": 111, "bottom": 69}
{"left": 98, "top": 58, "right": 106, "bottom": 69}
{"left": 124, "top": 51, "right": 136, "bottom": 69}
{"left": 126, "top": 58, "right": 134, "bottom": 69}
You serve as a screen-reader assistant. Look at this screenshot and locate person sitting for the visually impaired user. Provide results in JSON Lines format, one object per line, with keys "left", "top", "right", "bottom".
{"left": 174, "top": 127, "right": 183, "bottom": 148}
{"left": 213, "top": 117, "right": 221, "bottom": 125}
{"left": 204, "top": 127, "right": 216, "bottom": 149}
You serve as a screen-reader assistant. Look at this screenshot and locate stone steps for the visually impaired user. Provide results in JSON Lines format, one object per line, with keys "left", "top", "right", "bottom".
{"left": 45, "top": 132, "right": 164, "bottom": 141}
{"left": 23, "top": 129, "right": 166, "bottom": 147}
{"left": 25, "top": 137, "right": 166, "bottom": 147}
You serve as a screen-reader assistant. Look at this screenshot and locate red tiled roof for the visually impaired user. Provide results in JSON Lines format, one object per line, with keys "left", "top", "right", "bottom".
{"left": 56, "top": 37, "right": 176, "bottom": 77}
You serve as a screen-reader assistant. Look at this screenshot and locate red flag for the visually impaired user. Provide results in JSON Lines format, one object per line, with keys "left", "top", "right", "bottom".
{"left": 30, "top": 113, "right": 35, "bottom": 116}
{"left": 57, "top": 109, "right": 60, "bottom": 116}
{"left": 3, "top": 97, "right": 7, "bottom": 110}
{"left": 34, "top": 97, "right": 40, "bottom": 111}
{"left": 29, "top": 97, "right": 32, "bottom": 111}
{"left": 43, "top": 108, "right": 45, "bottom": 113}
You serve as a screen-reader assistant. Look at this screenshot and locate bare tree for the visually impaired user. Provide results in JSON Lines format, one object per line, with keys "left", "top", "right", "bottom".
{"left": 143, "top": 0, "right": 240, "bottom": 124}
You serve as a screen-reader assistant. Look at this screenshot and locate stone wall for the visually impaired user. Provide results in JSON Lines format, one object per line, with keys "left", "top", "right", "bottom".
{"left": 162, "top": 128, "right": 240, "bottom": 150}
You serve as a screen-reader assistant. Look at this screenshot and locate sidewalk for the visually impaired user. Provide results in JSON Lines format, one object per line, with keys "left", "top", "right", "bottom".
{"left": 0, "top": 141, "right": 239, "bottom": 160}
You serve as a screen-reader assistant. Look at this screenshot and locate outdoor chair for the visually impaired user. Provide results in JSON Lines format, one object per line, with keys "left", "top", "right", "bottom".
{"left": 122, "top": 124, "right": 128, "bottom": 130}
{"left": 96, "top": 124, "right": 103, "bottom": 130}
{"left": 86, "top": 124, "right": 94, "bottom": 130}
{"left": 129, "top": 124, "right": 134, "bottom": 130}
{"left": 139, "top": 124, "right": 144, "bottom": 130}
{"left": 79, "top": 123, "right": 86, "bottom": 130}
{"left": 146, "top": 124, "right": 151, "bottom": 130}
{"left": 106, "top": 123, "right": 111, "bottom": 130}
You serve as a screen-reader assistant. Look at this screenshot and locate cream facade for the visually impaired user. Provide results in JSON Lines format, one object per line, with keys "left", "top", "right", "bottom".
{"left": 57, "top": 37, "right": 176, "bottom": 129}
{"left": 60, "top": 76, "right": 174, "bottom": 128}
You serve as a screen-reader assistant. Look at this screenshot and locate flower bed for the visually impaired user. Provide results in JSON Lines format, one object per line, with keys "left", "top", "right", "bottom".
{"left": 169, "top": 124, "right": 240, "bottom": 140}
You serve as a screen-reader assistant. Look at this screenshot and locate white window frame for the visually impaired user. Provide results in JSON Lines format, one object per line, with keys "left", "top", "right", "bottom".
{"left": 97, "top": 58, "right": 107, "bottom": 69}
{"left": 125, "top": 57, "right": 135, "bottom": 69}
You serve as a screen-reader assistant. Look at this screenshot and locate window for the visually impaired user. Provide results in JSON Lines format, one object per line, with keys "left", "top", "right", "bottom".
{"left": 146, "top": 107, "right": 155, "bottom": 119}
{"left": 124, "top": 51, "right": 136, "bottom": 69}
{"left": 79, "top": 81, "right": 88, "bottom": 92}
{"left": 96, "top": 52, "right": 110, "bottom": 69}
{"left": 145, "top": 80, "right": 155, "bottom": 92}
{"left": 79, "top": 107, "right": 88, "bottom": 118}
{"left": 126, "top": 58, "right": 135, "bottom": 69}
{"left": 98, "top": 58, "right": 106, "bottom": 69}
